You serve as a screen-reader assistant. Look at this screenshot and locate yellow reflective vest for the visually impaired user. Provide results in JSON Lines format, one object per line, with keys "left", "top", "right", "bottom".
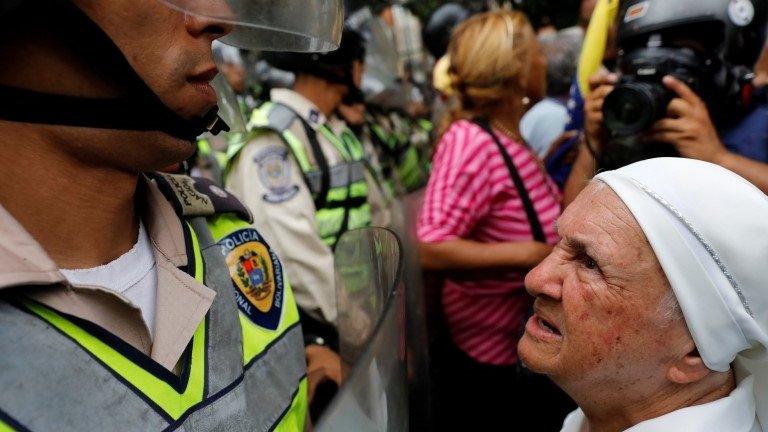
{"left": 226, "top": 102, "right": 374, "bottom": 249}
{"left": 0, "top": 173, "right": 307, "bottom": 432}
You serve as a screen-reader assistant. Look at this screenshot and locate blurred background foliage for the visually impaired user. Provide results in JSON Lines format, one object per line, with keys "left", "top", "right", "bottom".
{"left": 347, "top": 0, "right": 582, "bottom": 30}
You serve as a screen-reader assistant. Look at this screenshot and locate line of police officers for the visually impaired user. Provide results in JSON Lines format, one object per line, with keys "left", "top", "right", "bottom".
{"left": 0, "top": 0, "right": 431, "bottom": 430}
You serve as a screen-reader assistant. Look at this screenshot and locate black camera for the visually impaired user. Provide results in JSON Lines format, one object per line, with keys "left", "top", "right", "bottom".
{"left": 596, "top": 0, "right": 767, "bottom": 169}
{"left": 603, "top": 45, "right": 701, "bottom": 137}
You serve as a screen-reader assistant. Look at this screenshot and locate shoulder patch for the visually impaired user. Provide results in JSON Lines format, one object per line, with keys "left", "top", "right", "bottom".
{"left": 219, "top": 228, "right": 284, "bottom": 330}
{"left": 149, "top": 172, "right": 253, "bottom": 222}
{"left": 254, "top": 146, "right": 299, "bottom": 204}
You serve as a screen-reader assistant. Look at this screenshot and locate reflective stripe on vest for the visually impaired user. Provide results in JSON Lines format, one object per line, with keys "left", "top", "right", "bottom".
{"left": 398, "top": 146, "right": 425, "bottom": 191}
{"left": 232, "top": 102, "right": 373, "bottom": 248}
{"left": 366, "top": 114, "right": 428, "bottom": 193}
{"left": 0, "top": 214, "right": 307, "bottom": 432}
{"left": 305, "top": 160, "right": 367, "bottom": 192}
{"left": 0, "top": 412, "right": 20, "bottom": 432}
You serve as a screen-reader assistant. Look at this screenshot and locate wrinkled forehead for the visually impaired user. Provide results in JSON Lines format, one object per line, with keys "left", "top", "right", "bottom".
{"left": 561, "top": 182, "right": 656, "bottom": 262}
{"left": 561, "top": 182, "right": 636, "bottom": 232}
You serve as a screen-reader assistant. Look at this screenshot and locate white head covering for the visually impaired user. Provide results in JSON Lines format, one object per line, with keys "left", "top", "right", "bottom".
{"left": 595, "top": 157, "right": 768, "bottom": 430}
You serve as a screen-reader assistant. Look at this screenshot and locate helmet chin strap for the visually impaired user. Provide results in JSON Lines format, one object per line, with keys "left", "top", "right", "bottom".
{"left": 0, "top": 0, "right": 230, "bottom": 142}
{"left": 0, "top": 85, "right": 229, "bottom": 142}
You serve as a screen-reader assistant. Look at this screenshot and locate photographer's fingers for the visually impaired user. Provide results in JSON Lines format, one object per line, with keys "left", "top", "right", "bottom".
{"left": 663, "top": 75, "right": 702, "bottom": 106}
{"left": 587, "top": 97, "right": 604, "bottom": 114}
{"left": 585, "top": 101, "right": 604, "bottom": 121}
{"left": 586, "top": 85, "right": 614, "bottom": 115}
{"left": 651, "top": 118, "right": 683, "bottom": 133}
{"left": 592, "top": 84, "right": 615, "bottom": 102}
{"left": 648, "top": 130, "right": 686, "bottom": 145}
{"left": 588, "top": 71, "right": 618, "bottom": 92}
{"left": 666, "top": 98, "right": 692, "bottom": 118}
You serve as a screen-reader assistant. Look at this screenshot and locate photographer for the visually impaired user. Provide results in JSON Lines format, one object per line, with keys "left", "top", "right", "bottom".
{"left": 565, "top": 0, "right": 768, "bottom": 203}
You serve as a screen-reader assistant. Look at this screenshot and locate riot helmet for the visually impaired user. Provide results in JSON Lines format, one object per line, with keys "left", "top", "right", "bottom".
{"left": 598, "top": 0, "right": 768, "bottom": 169}
{"left": 348, "top": 3, "right": 427, "bottom": 111}
{"left": 159, "top": 0, "right": 343, "bottom": 52}
{"left": 0, "top": 0, "right": 344, "bottom": 142}
{"left": 423, "top": 3, "right": 470, "bottom": 59}
{"left": 618, "top": 0, "right": 767, "bottom": 68}
{"left": 604, "top": 0, "right": 768, "bottom": 135}
{"left": 262, "top": 29, "right": 367, "bottom": 103}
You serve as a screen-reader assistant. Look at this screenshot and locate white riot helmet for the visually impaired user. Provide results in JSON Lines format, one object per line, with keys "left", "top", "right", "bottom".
{"left": 159, "top": 0, "right": 343, "bottom": 52}
{"left": 0, "top": 0, "right": 343, "bottom": 142}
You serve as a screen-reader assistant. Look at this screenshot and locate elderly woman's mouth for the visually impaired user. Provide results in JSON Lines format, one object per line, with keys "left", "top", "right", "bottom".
{"left": 539, "top": 317, "right": 561, "bottom": 335}
{"left": 526, "top": 313, "right": 563, "bottom": 341}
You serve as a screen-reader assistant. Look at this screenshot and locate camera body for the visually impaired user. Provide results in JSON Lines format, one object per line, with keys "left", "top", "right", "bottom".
{"left": 597, "top": 0, "right": 767, "bottom": 169}
{"left": 603, "top": 45, "right": 701, "bottom": 137}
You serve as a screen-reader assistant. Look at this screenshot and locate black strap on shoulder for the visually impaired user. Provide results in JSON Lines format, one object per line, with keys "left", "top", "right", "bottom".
{"left": 296, "top": 117, "right": 332, "bottom": 210}
{"left": 263, "top": 102, "right": 332, "bottom": 211}
{"left": 332, "top": 131, "right": 363, "bottom": 250}
{"left": 145, "top": 172, "right": 253, "bottom": 223}
{"left": 472, "top": 118, "right": 547, "bottom": 243}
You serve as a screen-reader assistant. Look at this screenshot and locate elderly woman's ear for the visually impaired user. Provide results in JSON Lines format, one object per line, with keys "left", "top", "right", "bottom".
{"left": 666, "top": 346, "right": 715, "bottom": 385}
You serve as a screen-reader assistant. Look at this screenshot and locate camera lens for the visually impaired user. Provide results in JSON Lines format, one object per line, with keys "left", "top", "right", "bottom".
{"left": 603, "top": 82, "right": 669, "bottom": 136}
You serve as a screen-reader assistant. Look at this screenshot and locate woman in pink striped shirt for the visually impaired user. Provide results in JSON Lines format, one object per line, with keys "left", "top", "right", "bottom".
{"left": 418, "top": 10, "right": 574, "bottom": 430}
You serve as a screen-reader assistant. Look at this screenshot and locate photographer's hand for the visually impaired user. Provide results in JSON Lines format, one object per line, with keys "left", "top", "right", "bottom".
{"left": 562, "top": 71, "right": 617, "bottom": 207}
{"left": 584, "top": 71, "right": 618, "bottom": 148}
{"left": 649, "top": 76, "right": 728, "bottom": 163}
{"left": 649, "top": 75, "right": 768, "bottom": 194}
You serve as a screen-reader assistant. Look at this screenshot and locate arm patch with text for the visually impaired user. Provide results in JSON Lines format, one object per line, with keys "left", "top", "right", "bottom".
{"left": 254, "top": 146, "right": 299, "bottom": 204}
{"left": 219, "top": 228, "right": 285, "bottom": 330}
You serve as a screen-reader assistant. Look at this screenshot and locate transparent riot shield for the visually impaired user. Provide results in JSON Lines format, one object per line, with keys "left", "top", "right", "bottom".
{"left": 315, "top": 227, "right": 408, "bottom": 432}
{"left": 396, "top": 189, "right": 434, "bottom": 431}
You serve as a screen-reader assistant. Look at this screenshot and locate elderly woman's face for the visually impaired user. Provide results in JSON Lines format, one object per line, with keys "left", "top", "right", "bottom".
{"left": 518, "top": 183, "right": 691, "bottom": 393}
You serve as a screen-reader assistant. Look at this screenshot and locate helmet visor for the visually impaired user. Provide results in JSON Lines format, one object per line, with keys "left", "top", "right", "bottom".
{"left": 159, "top": 0, "right": 343, "bottom": 51}
{"left": 211, "top": 73, "right": 247, "bottom": 135}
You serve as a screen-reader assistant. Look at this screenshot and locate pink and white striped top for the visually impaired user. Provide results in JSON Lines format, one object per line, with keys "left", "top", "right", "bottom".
{"left": 417, "top": 119, "right": 561, "bottom": 365}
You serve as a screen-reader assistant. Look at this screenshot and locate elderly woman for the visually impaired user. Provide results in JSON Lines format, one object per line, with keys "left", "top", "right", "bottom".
{"left": 519, "top": 157, "right": 768, "bottom": 431}
{"left": 417, "top": 9, "right": 572, "bottom": 430}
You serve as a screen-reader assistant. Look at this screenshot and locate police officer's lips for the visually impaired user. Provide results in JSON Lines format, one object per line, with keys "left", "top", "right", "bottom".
{"left": 527, "top": 303, "right": 563, "bottom": 341}
{"left": 187, "top": 66, "right": 219, "bottom": 107}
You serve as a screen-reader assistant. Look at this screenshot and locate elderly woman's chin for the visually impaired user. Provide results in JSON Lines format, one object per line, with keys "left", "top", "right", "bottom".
{"left": 517, "top": 316, "right": 565, "bottom": 375}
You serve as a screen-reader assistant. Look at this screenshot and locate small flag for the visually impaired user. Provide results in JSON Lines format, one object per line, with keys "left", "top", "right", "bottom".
{"left": 577, "top": 0, "right": 621, "bottom": 96}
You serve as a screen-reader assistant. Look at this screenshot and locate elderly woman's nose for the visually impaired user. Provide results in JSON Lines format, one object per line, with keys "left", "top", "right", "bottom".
{"left": 524, "top": 255, "right": 563, "bottom": 301}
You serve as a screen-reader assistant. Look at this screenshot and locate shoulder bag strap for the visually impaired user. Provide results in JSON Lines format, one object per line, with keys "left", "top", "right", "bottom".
{"left": 472, "top": 117, "right": 547, "bottom": 243}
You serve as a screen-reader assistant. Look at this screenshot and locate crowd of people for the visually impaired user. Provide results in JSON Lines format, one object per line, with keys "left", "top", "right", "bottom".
{"left": 2, "top": 0, "right": 768, "bottom": 431}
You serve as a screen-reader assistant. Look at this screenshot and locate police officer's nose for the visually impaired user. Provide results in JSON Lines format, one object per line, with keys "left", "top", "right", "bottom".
{"left": 185, "top": 9, "right": 233, "bottom": 41}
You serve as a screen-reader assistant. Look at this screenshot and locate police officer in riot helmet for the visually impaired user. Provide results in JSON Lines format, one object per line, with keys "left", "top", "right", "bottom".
{"left": 225, "top": 28, "right": 392, "bottom": 363}
{"left": 585, "top": 0, "right": 768, "bottom": 170}
{"left": 262, "top": 29, "right": 367, "bottom": 108}
{"left": 0, "top": 0, "right": 343, "bottom": 430}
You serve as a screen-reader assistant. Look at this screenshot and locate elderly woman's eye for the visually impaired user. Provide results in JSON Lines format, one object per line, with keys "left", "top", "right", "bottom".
{"left": 581, "top": 256, "right": 598, "bottom": 270}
